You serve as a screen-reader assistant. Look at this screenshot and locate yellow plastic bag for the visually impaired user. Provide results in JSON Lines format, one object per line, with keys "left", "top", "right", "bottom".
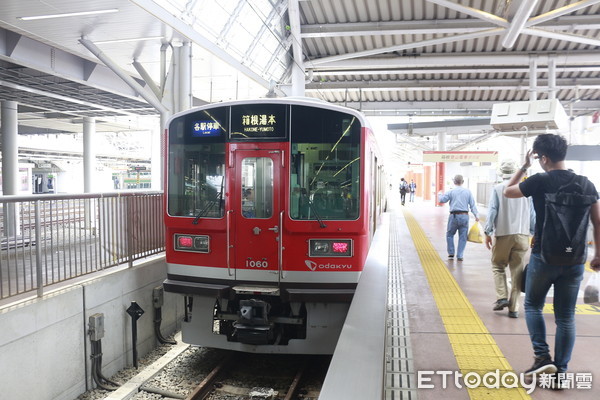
{"left": 467, "top": 222, "right": 483, "bottom": 243}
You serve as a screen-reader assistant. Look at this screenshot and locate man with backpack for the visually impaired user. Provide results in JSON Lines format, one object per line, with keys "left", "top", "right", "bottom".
{"left": 399, "top": 178, "right": 409, "bottom": 206}
{"left": 504, "top": 134, "right": 600, "bottom": 388}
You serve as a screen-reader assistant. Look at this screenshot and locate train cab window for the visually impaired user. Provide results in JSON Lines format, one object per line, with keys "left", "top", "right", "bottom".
{"left": 167, "top": 110, "right": 227, "bottom": 218}
{"left": 290, "top": 105, "right": 361, "bottom": 220}
{"left": 241, "top": 157, "right": 273, "bottom": 219}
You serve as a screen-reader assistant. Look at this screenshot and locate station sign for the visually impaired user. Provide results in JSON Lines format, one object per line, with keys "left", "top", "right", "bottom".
{"left": 423, "top": 151, "right": 498, "bottom": 162}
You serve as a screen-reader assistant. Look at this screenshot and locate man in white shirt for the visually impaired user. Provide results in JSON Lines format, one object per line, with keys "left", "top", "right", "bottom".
{"left": 484, "top": 160, "right": 535, "bottom": 318}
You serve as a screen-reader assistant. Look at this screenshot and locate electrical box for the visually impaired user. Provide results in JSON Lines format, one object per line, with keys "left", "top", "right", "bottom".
{"left": 490, "top": 99, "right": 569, "bottom": 132}
{"left": 153, "top": 286, "right": 164, "bottom": 308}
{"left": 89, "top": 313, "right": 105, "bottom": 341}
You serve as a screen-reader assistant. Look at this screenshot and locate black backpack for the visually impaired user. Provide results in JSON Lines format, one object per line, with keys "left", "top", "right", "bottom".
{"left": 541, "top": 174, "right": 596, "bottom": 266}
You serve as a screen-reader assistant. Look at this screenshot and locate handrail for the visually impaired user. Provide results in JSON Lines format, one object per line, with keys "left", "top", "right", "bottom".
{"left": 226, "top": 210, "right": 234, "bottom": 276}
{"left": 0, "top": 190, "right": 163, "bottom": 203}
{"left": 0, "top": 191, "right": 165, "bottom": 300}
{"left": 278, "top": 210, "right": 284, "bottom": 280}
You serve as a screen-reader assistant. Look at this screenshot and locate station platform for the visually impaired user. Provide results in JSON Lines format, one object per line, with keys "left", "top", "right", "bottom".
{"left": 385, "top": 197, "right": 599, "bottom": 399}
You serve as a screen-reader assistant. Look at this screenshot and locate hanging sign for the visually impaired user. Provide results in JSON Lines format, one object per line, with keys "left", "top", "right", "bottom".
{"left": 423, "top": 151, "right": 498, "bottom": 162}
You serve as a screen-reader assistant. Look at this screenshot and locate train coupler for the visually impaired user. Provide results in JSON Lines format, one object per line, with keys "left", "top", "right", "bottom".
{"left": 233, "top": 299, "right": 274, "bottom": 345}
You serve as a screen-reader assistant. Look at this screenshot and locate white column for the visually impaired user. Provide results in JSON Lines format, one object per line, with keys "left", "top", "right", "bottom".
{"left": 151, "top": 123, "right": 162, "bottom": 190}
{"left": 548, "top": 56, "right": 557, "bottom": 100}
{"left": 437, "top": 132, "right": 447, "bottom": 151}
{"left": 1, "top": 101, "right": 20, "bottom": 236}
{"left": 1, "top": 101, "right": 19, "bottom": 195}
{"left": 289, "top": 0, "right": 306, "bottom": 96}
{"left": 529, "top": 56, "right": 538, "bottom": 101}
{"left": 179, "top": 41, "right": 192, "bottom": 111}
{"left": 83, "top": 117, "right": 96, "bottom": 193}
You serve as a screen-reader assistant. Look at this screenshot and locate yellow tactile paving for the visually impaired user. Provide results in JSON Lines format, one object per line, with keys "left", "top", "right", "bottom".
{"left": 403, "top": 208, "right": 531, "bottom": 399}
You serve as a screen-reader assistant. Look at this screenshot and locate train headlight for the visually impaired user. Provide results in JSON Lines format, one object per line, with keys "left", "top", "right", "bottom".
{"left": 309, "top": 239, "right": 353, "bottom": 257}
{"left": 174, "top": 234, "right": 210, "bottom": 253}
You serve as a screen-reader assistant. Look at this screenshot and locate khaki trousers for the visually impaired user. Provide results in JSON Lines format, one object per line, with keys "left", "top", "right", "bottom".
{"left": 491, "top": 234, "right": 529, "bottom": 312}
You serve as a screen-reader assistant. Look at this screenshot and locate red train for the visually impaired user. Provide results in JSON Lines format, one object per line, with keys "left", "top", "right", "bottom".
{"left": 163, "top": 98, "right": 386, "bottom": 353}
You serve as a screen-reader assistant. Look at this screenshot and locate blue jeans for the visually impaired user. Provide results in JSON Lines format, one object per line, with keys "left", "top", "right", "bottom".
{"left": 446, "top": 213, "right": 469, "bottom": 258}
{"left": 524, "top": 253, "right": 584, "bottom": 372}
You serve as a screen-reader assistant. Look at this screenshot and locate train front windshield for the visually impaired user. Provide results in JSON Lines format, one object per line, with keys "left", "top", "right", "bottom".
{"left": 167, "top": 108, "right": 227, "bottom": 218}
{"left": 290, "top": 105, "right": 361, "bottom": 220}
{"left": 167, "top": 103, "right": 361, "bottom": 221}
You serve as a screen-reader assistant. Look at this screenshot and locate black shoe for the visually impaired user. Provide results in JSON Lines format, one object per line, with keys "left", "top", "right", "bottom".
{"left": 508, "top": 311, "right": 518, "bottom": 318}
{"left": 448, "top": 254, "right": 454, "bottom": 259}
{"left": 524, "top": 356, "right": 557, "bottom": 377}
{"left": 493, "top": 298, "right": 509, "bottom": 311}
{"left": 457, "top": 258, "right": 463, "bottom": 261}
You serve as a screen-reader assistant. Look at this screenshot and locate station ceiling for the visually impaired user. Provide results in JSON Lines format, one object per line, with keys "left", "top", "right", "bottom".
{"left": 1, "top": 0, "right": 599, "bottom": 154}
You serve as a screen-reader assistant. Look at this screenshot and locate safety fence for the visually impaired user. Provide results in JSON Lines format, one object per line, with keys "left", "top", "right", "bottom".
{"left": 0, "top": 191, "right": 164, "bottom": 300}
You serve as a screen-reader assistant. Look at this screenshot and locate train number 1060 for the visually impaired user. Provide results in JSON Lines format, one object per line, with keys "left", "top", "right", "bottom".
{"left": 246, "top": 259, "right": 269, "bottom": 268}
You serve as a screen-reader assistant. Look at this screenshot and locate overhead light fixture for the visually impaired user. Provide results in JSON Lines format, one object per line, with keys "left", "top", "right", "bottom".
{"left": 94, "top": 36, "right": 164, "bottom": 45}
{"left": 17, "top": 9, "right": 119, "bottom": 21}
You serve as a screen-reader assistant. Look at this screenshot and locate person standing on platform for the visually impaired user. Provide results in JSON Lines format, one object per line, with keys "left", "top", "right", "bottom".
{"left": 484, "top": 160, "right": 535, "bottom": 318}
{"left": 438, "top": 174, "right": 479, "bottom": 261}
{"left": 409, "top": 179, "right": 417, "bottom": 202}
{"left": 504, "top": 134, "right": 600, "bottom": 383}
{"left": 399, "top": 178, "right": 408, "bottom": 206}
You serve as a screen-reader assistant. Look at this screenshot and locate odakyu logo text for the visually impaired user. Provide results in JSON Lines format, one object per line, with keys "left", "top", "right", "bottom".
{"left": 305, "top": 260, "right": 352, "bottom": 271}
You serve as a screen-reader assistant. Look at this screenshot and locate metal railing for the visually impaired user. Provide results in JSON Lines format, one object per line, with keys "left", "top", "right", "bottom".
{"left": 0, "top": 191, "right": 164, "bottom": 300}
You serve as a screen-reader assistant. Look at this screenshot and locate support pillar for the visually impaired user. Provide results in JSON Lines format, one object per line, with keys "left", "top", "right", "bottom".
{"left": 548, "top": 56, "right": 557, "bottom": 100}
{"left": 529, "top": 56, "right": 538, "bottom": 101}
{"left": 1, "top": 101, "right": 19, "bottom": 196}
{"left": 83, "top": 117, "right": 96, "bottom": 230}
{"left": 435, "top": 132, "right": 447, "bottom": 206}
{"left": 1, "top": 101, "right": 20, "bottom": 236}
{"left": 151, "top": 124, "right": 162, "bottom": 190}
{"left": 289, "top": 0, "right": 306, "bottom": 96}
{"left": 179, "top": 41, "right": 192, "bottom": 111}
{"left": 83, "top": 117, "right": 96, "bottom": 193}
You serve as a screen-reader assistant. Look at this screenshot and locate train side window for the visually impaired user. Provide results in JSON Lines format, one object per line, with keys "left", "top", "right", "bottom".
{"left": 241, "top": 157, "right": 273, "bottom": 219}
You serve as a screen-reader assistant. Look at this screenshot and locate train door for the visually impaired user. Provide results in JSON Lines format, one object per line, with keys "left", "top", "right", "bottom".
{"left": 232, "top": 149, "right": 282, "bottom": 283}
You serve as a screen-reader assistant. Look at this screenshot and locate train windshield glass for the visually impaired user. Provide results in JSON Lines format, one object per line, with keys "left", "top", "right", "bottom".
{"left": 290, "top": 105, "right": 361, "bottom": 220}
{"left": 167, "top": 108, "right": 227, "bottom": 218}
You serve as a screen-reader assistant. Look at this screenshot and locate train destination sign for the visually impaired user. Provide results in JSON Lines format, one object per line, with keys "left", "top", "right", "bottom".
{"left": 423, "top": 151, "right": 498, "bottom": 162}
{"left": 230, "top": 104, "right": 286, "bottom": 139}
{"left": 192, "top": 120, "right": 223, "bottom": 137}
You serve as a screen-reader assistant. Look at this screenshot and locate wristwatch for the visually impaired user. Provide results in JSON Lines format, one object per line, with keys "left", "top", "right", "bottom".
{"left": 520, "top": 167, "right": 528, "bottom": 173}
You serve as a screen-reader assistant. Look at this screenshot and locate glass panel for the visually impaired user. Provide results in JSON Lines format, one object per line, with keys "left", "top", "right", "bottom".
{"left": 167, "top": 108, "right": 227, "bottom": 218}
{"left": 242, "top": 157, "right": 273, "bottom": 219}
{"left": 290, "top": 106, "right": 361, "bottom": 220}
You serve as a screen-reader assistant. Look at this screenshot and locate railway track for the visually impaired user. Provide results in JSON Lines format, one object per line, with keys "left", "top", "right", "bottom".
{"left": 187, "top": 352, "right": 328, "bottom": 400}
{"left": 77, "top": 333, "right": 329, "bottom": 400}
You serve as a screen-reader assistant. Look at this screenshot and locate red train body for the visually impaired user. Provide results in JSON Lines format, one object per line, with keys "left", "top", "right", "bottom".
{"left": 164, "top": 98, "right": 386, "bottom": 353}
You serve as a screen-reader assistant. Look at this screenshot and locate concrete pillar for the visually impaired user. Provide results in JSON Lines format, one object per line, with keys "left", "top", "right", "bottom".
{"left": 289, "top": 0, "right": 305, "bottom": 96}
{"left": 172, "top": 44, "right": 181, "bottom": 113}
{"left": 83, "top": 117, "right": 96, "bottom": 193}
{"left": 1, "top": 101, "right": 19, "bottom": 195}
{"left": 529, "top": 56, "right": 538, "bottom": 101}
{"left": 179, "top": 41, "right": 192, "bottom": 111}
{"left": 521, "top": 135, "right": 528, "bottom": 167}
{"left": 152, "top": 123, "right": 162, "bottom": 191}
{"left": 1, "top": 101, "right": 20, "bottom": 236}
{"left": 548, "top": 56, "right": 557, "bottom": 100}
{"left": 435, "top": 132, "right": 446, "bottom": 206}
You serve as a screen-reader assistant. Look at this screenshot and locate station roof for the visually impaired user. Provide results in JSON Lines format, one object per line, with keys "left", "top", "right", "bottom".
{"left": 1, "top": 0, "right": 599, "bottom": 155}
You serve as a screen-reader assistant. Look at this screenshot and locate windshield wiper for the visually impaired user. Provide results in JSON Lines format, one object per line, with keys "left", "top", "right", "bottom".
{"left": 192, "top": 179, "right": 224, "bottom": 225}
{"left": 305, "top": 193, "right": 327, "bottom": 228}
